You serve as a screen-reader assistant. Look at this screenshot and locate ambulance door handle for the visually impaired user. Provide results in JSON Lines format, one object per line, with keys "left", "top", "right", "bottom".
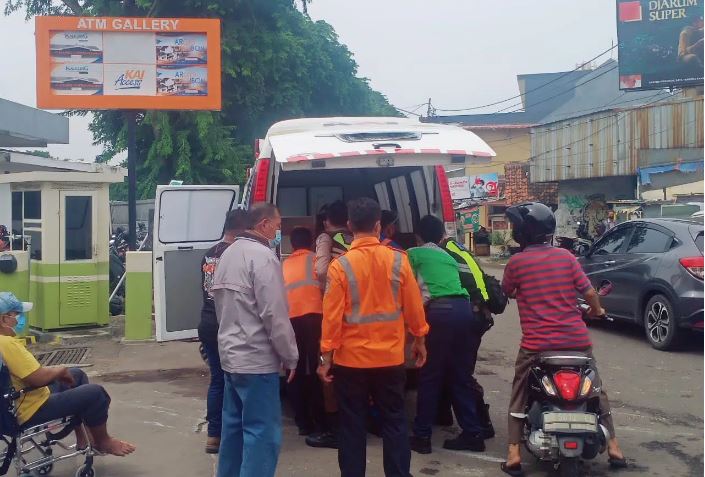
{"left": 155, "top": 256, "right": 163, "bottom": 262}
{"left": 373, "top": 143, "right": 401, "bottom": 149}
{"left": 178, "top": 246, "right": 193, "bottom": 250}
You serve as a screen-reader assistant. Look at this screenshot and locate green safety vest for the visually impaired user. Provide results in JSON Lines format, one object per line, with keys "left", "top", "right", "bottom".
{"left": 444, "top": 240, "right": 489, "bottom": 302}
{"left": 332, "top": 232, "right": 351, "bottom": 251}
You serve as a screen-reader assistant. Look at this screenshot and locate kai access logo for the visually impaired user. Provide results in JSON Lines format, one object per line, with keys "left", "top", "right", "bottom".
{"left": 114, "top": 69, "right": 145, "bottom": 90}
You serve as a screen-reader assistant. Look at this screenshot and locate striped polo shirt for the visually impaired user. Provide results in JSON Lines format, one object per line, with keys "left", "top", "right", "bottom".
{"left": 502, "top": 244, "right": 593, "bottom": 351}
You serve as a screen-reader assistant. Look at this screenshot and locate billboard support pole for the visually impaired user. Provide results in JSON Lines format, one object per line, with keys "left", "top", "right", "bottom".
{"left": 126, "top": 110, "right": 138, "bottom": 251}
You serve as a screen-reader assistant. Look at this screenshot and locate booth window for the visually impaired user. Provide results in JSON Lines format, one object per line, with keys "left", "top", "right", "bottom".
{"left": 11, "top": 191, "right": 42, "bottom": 259}
{"left": 23, "top": 191, "right": 41, "bottom": 219}
{"left": 65, "top": 196, "right": 93, "bottom": 261}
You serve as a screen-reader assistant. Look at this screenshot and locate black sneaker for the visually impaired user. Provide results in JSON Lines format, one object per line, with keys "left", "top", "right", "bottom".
{"left": 298, "top": 426, "right": 314, "bottom": 436}
{"left": 305, "top": 431, "right": 338, "bottom": 449}
{"left": 409, "top": 435, "right": 432, "bottom": 454}
{"left": 443, "top": 433, "right": 486, "bottom": 452}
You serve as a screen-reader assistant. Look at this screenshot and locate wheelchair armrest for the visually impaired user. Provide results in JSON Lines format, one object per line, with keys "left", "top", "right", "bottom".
{"left": 3, "top": 387, "right": 36, "bottom": 401}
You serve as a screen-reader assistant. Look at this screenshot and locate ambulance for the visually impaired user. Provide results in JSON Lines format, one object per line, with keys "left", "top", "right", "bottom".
{"left": 244, "top": 117, "right": 495, "bottom": 255}
{"left": 152, "top": 117, "right": 495, "bottom": 341}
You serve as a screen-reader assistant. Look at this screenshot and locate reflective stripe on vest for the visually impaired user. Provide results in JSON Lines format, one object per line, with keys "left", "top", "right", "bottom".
{"left": 337, "top": 250, "right": 403, "bottom": 324}
{"left": 285, "top": 253, "right": 318, "bottom": 291}
{"left": 445, "top": 241, "right": 489, "bottom": 301}
{"left": 333, "top": 232, "right": 351, "bottom": 251}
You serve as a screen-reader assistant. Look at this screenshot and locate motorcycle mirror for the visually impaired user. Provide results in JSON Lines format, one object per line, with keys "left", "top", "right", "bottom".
{"left": 598, "top": 281, "right": 612, "bottom": 296}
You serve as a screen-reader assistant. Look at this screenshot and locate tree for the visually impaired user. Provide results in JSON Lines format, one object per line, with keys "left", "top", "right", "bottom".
{"left": 5, "top": 0, "right": 399, "bottom": 199}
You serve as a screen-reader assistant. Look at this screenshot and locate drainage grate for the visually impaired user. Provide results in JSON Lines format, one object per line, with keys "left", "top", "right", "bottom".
{"left": 35, "top": 347, "right": 90, "bottom": 367}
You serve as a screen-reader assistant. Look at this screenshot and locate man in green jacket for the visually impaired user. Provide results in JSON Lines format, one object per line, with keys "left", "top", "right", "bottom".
{"left": 408, "top": 215, "right": 485, "bottom": 455}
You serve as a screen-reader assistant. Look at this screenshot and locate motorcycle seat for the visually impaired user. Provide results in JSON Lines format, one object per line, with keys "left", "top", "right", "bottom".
{"left": 537, "top": 351, "right": 592, "bottom": 367}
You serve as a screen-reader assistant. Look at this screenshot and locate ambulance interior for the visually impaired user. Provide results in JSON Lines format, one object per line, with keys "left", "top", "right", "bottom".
{"left": 274, "top": 165, "right": 445, "bottom": 255}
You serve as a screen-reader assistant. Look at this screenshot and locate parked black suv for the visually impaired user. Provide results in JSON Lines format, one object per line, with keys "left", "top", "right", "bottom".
{"left": 579, "top": 218, "right": 703, "bottom": 350}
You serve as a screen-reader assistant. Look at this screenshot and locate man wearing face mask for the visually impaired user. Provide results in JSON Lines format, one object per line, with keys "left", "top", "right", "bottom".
{"left": 0, "top": 292, "right": 135, "bottom": 456}
{"left": 212, "top": 203, "right": 298, "bottom": 477}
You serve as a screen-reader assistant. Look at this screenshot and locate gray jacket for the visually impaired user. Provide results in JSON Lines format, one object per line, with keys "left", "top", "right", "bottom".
{"left": 212, "top": 234, "right": 298, "bottom": 374}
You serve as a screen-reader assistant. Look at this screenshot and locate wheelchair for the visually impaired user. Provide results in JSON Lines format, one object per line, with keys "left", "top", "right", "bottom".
{"left": 0, "top": 378, "right": 97, "bottom": 476}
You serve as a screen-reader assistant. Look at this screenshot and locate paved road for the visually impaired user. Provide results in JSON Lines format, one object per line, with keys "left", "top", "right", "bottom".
{"left": 32, "top": 265, "right": 703, "bottom": 476}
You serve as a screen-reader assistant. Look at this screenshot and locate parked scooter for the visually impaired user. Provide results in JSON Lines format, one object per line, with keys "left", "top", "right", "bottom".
{"left": 516, "top": 283, "right": 614, "bottom": 476}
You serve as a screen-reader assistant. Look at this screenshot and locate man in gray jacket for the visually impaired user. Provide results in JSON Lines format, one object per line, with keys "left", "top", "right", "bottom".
{"left": 212, "top": 203, "right": 298, "bottom": 477}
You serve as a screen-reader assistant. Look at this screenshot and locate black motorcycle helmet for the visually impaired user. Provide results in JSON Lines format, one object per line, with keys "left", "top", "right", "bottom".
{"left": 505, "top": 202, "right": 556, "bottom": 247}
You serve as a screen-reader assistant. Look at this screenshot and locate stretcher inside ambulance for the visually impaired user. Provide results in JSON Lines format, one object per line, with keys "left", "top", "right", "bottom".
{"left": 242, "top": 117, "right": 496, "bottom": 255}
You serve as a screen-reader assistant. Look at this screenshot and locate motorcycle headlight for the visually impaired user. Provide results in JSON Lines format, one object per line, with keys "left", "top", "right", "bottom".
{"left": 541, "top": 375, "right": 557, "bottom": 396}
{"left": 580, "top": 376, "right": 593, "bottom": 397}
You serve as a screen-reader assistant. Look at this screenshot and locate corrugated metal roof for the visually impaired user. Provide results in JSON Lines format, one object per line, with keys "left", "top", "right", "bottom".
{"left": 529, "top": 97, "right": 704, "bottom": 183}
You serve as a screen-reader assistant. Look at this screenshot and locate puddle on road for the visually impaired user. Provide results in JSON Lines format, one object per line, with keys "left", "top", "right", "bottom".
{"left": 99, "top": 367, "right": 209, "bottom": 398}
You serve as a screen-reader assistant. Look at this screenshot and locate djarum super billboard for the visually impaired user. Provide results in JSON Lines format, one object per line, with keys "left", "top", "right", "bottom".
{"left": 617, "top": 0, "right": 704, "bottom": 90}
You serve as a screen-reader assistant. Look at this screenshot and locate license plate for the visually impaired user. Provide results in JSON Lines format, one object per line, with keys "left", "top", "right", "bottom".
{"left": 543, "top": 412, "right": 597, "bottom": 432}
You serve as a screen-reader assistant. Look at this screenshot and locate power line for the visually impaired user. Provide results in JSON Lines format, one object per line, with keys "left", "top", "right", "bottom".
{"left": 494, "top": 64, "right": 619, "bottom": 114}
{"left": 433, "top": 44, "right": 618, "bottom": 113}
{"left": 395, "top": 106, "right": 423, "bottom": 117}
{"left": 478, "top": 91, "right": 673, "bottom": 147}
{"left": 528, "top": 94, "right": 665, "bottom": 162}
{"left": 529, "top": 94, "right": 695, "bottom": 164}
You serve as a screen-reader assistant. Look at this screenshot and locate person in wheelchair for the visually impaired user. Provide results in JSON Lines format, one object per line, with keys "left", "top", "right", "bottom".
{"left": 0, "top": 292, "right": 135, "bottom": 457}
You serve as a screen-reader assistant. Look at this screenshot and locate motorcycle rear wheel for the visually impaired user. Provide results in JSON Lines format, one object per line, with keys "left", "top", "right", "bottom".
{"left": 558, "top": 456, "right": 580, "bottom": 477}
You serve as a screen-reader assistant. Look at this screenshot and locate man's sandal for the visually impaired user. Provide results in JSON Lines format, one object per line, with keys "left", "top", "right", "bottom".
{"left": 608, "top": 456, "right": 628, "bottom": 469}
{"left": 501, "top": 462, "right": 525, "bottom": 477}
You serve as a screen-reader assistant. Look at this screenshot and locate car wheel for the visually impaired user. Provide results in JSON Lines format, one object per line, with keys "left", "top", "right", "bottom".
{"left": 644, "top": 294, "right": 680, "bottom": 351}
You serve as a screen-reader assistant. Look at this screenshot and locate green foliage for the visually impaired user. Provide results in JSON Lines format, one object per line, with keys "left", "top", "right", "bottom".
{"left": 5, "top": 0, "right": 399, "bottom": 199}
{"left": 490, "top": 230, "right": 511, "bottom": 246}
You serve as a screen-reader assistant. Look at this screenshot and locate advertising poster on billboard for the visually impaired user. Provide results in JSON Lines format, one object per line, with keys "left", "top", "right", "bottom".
{"left": 617, "top": 0, "right": 704, "bottom": 90}
{"left": 467, "top": 173, "right": 499, "bottom": 199}
{"left": 448, "top": 173, "right": 500, "bottom": 200}
{"left": 448, "top": 176, "right": 471, "bottom": 200}
{"left": 36, "top": 16, "right": 221, "bottom": 110}
{"left": 157, "top": 66, "right": 208, "bottom": 96}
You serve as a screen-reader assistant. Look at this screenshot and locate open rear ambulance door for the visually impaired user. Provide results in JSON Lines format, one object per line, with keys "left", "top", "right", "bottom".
{"left": 153, "top": 185, "right": 239, "bottom": 342}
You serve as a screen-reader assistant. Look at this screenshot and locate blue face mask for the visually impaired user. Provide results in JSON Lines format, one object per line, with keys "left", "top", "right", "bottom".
{"left": 13, "top": 313, "right": 27, "bottom": 335}
{"left": 270, "top": 229, "right": 282, "bottom": 248}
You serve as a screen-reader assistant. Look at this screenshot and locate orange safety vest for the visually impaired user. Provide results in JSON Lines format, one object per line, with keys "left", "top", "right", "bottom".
{"left": 283, "top": 249, "right": 323, "bottom": 319}
{"left": 321, "top": 237, "right": 429, "bottom": 368}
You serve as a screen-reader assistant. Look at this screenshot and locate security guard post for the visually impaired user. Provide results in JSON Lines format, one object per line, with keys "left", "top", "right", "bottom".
{"left": 282, "top": 227, "right": 329, "bottom": 438}
{"left": 408, "top": 215, "right": 486, "bottom": 455}
{"left": 318, "top": 198, "right": 428, "bottom": 477}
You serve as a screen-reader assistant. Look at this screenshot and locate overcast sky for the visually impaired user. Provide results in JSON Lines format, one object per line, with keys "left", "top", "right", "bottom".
{"left": 0, "top": 0, "right": 617, "bottom": 161}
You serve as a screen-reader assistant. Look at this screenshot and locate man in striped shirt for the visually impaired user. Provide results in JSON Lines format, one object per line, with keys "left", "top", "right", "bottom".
{"left": 500, "top": 202, "right": 626, "bottom": 477}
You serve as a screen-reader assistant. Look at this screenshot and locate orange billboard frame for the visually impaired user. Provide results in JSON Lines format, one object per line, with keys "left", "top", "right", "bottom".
{"left": 36, "top": 16, "right": 221, "bottom": 110}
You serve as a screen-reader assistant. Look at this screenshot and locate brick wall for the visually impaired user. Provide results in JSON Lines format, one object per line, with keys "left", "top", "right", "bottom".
{"left": 504, "top": 162, "right": 558, "bottom": 205}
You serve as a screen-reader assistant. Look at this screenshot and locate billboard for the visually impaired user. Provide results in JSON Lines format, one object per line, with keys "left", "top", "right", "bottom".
{"left": 617, "top": 0, "right": 704, "bottom": 90}
{"left": 448, "top": 173, "right": 499, "bottom": 200}
{"left": 36, "top": 16, "right": 221, "bottom": 110}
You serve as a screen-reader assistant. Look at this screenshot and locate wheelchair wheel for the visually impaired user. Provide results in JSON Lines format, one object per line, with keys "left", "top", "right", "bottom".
{"left": 37, "top": 463, "right": 54, "bottom": 475}
{"left": 74, "top": 464, "right": 95, "bottom": 477}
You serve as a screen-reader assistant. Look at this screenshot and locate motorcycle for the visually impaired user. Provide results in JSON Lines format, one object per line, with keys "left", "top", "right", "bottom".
{"left": 516, "top": 283, "right": 614, "bottom": 476}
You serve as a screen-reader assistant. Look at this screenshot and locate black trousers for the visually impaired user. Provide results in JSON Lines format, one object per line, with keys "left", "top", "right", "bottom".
{"left": 24, "top": 368, "right": 111, "bottom": 429}
{"left": 437, "top": 323, "right": 487, "bottom": 423}
{"left": 287, "top": 313, "right": 327, "bottom": 432}
{"left": 334, "top": 365, "right": 410, "bottom": 477}
{"left": 413, "top": 297, "right": 482, "bottom": 438}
